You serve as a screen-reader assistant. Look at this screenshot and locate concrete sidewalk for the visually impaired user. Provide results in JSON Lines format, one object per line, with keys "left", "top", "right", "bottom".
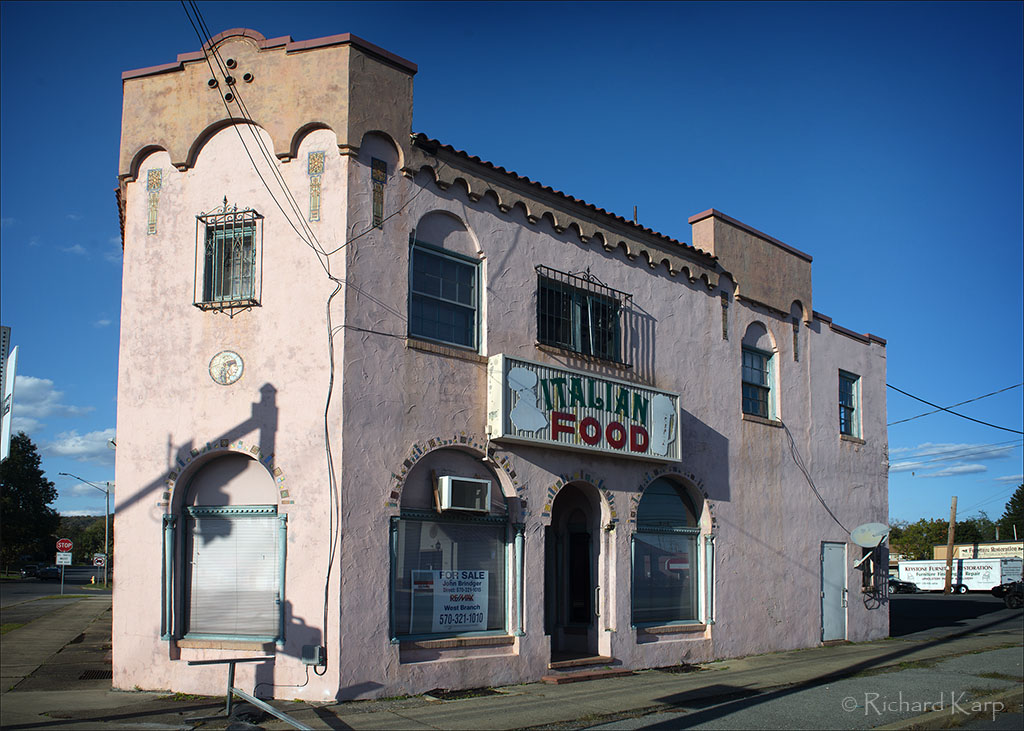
{"left": 1, "top": 595, "right": 1021, "bottom": 730}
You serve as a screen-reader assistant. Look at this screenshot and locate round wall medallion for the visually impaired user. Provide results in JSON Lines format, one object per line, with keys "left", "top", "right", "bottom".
{"left": 209, "top": 350, "right": 244, "bottom": 386}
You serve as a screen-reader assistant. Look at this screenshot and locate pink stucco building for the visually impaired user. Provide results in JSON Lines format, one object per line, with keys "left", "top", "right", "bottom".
{"left": 113, "top": 29, "right": 889, "bottom": 701}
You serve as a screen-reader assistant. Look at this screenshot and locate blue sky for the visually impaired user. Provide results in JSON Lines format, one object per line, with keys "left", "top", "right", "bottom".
{"left": 1, "top": 1, "right": 1021, "bottom": 523}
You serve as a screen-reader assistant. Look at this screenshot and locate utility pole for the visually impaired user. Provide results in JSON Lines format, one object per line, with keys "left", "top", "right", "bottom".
{"left": 943, "top": 495, "right": 957, "bottom": 594}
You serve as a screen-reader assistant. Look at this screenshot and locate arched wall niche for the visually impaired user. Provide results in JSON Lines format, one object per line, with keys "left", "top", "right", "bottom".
{"left": 399, "top": 446, "right": 515, "bottom": 518}
{"left": 184, "top": 118, "right": 273, "bottom": 171}
{"left": 358, "top": 130, "right": 403, "bottom": 172}
{"left": 413, "top": 210, "right": 480, "bottom": 259}
{"left": 162, "top": 439, "right": 292, "bottom": 510}
{"left": 288, "top": 122, "right": 337, "bottom": 160}
{"left": 181, "top": 453, "right": 278, "bottom": 507}
{"left": 127, "top": 145, "right": 172, "bottom": 182}
{"left": 742, "top": 321, "right": 777, "bottom": 353}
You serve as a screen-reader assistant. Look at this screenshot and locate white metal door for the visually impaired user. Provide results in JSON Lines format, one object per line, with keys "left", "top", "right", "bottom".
{"left": 821, "top": 542, "right": 847, "bottom": 642}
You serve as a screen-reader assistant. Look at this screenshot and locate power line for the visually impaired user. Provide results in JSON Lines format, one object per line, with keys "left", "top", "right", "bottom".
{"left": 891, "top": 439, "right": 1023, "bottom": 467}
{"left": 887, "top": 383, "right": 1024, "bottom": 435}
{"left": 888, "top": 383, "right": 1022, "bottom": 426}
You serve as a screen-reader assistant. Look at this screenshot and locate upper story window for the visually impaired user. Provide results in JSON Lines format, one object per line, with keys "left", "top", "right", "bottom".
{"left": 194, "top": 199, "right": 263, "bottom": 312}
{"left": 536, "top": 265, "right": 630, "bottom": 365}
{"left": 741, "top": 347, "right": 773, "bottom": 418}
{"left": 839, "top": 370, "right": 861, "bottom": 437}
{"left": 408, "top": 241, "right": 479, "bottom": 349}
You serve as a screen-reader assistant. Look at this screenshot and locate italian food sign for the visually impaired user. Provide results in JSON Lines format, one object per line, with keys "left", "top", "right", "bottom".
{"left": 487, "top": 355, "right": 680, "bottom": 461}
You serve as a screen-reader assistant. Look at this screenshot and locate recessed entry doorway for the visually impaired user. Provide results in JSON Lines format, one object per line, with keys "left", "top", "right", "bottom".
{"left": 545, "top": 483, "right": 601, "bottom": 661}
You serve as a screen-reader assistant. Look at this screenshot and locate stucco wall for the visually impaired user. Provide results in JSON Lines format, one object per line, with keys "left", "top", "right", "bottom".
{"left": 113, "top": 124, "right": 349, "bottom": 700}
{"left": 114, "top": 29, "right": 888, "bottom": 703}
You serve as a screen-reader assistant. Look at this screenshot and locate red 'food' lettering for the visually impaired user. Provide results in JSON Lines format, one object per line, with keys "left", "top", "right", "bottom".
{"left": 630, "top": 425, "right": 649, "bottom": 452}
{"left": 579, "top": 417, "right": 602, "bottom": 445}
{"left": 551, "top": 411, "right": 576, "bottom": 440}
{"left": 605, "top": 421, "right": 627, "bottom": 449}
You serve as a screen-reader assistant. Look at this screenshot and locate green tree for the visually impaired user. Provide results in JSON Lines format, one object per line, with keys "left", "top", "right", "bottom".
{"left": 889, "top": 518, "right": 949, "bottom": 560}
{"left": 997, "top": 484, "right": 1024, "bottom": 540}
{"left": 0, "top": 432, "right": 61, "bottom": 571}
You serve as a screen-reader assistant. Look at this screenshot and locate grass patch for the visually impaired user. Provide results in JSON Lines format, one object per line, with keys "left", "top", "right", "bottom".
{"left": 37, "top": 594, "right": 89, "bottom": 600}
{"left": 977, "top": 672, "right": 1019, "bottom": 681}
{"left": 1, "top": 623, "right": 25, "bottom": 634}
{"left": 425, "top": 687, "right": 500, "bottom": 700}
{"left": 160, "top": 692, "right": 209, "bottom": 702}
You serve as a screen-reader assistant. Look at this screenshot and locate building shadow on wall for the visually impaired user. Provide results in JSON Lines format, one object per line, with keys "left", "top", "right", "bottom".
{"left": 116, "top": 383, "right": 327, "bottom": 698}
{"left": 678, "top": 407, "right": 729, "bottom": 505}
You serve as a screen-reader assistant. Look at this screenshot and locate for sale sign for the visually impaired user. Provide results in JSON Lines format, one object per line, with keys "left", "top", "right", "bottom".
{"left": 431, "top": 570, "right": 489, "bottom": 633}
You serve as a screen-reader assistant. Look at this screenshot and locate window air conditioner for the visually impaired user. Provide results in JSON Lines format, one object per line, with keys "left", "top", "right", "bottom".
{"left": 438, "top": 476, "right": 490, "bottom": 513}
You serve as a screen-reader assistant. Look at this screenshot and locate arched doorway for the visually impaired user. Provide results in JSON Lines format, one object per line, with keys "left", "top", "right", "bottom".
{"left": 545, "top": 483, "right": 601, "bottom": 660}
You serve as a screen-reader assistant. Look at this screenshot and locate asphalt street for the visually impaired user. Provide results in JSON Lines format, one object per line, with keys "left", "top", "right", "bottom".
{"left": 0, "top": 585, "right": 1020, "bottom": 729}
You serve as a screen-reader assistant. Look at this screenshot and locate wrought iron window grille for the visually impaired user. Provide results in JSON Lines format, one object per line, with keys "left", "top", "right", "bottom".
{"left": 535, "top": 265, "right": 631, "bottom": 366}
{"left": 194, "top": 198, "right": 264, "bottom": 318}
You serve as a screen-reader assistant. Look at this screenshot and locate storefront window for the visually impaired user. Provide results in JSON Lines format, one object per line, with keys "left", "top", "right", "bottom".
{"left": 632, "top": 478, "right": 700, "bottom": 625}
{"left": 392, "top": 514, "right": 508, "bottom": 638}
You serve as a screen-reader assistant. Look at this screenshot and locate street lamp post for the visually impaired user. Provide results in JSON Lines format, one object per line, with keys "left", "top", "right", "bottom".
{"left": 59, "top": 472, "right": 112, "bottom": 588}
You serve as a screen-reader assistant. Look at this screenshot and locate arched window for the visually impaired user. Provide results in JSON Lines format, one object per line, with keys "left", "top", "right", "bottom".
{"left": 162, "top": 454, "right": 286, "bottom": 643}
{"left": 632, "top": 478, "right": 701, "bottom": 625}
{"left": 742, "top": 322, "right": 777, "bottom": 419}
{"left": 390, "top": 449, "right": 518, "bottom": 639}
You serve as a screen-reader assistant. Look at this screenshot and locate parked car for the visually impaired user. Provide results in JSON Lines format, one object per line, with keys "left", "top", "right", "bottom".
{"left": 888, "top": 577, "right": 918, "bottom": 594}
{"left": 19, "top": 564, "right": 40, "bottom": 578}
{"left": 991, "top": 581, "right": 1019, "bottom": 598}
{"left": 37, "top": 566, "right": 61, "bottom": 580}
{"left": 1000, "top": 581, "right": 1023, "bottom": 609}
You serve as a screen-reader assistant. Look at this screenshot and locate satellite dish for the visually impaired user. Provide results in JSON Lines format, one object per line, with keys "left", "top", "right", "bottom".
{"left": 851, "top": 522, "right": 890, "bottom": 548}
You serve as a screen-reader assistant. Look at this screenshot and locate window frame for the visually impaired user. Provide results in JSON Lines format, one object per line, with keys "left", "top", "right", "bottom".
{"left": 389, "top": 509, "right": 517, "bottom": 642}
{"left": 162, "top": 504, "right": 287, "bottom": 644}
{"left": 407, "top": 240, "right": 480, "bottom": 350}
{"left": 194, "top": 202, "right": 264, "bottom": 311}
{"left": 839, "top": 370, "right": 861, "bottom": 438}
{"left": 631, "top": 479, "right": 705, "bottom": 628}
{"left": 741, "top": 346, "right": 774, "bottom": 419}
{"left": 536, "top": 265, "right": 630, "bottom": 365}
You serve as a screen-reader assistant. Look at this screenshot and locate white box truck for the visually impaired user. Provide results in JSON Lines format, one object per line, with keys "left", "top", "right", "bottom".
{"left": 898, "top": 557, "right": 1022, "bottom": 593}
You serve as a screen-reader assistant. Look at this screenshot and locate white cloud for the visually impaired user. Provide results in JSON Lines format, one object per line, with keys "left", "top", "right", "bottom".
{"left": 1, "top": 217, "right": 14, "bottom": 227}
{"left": 105, "top": 236, "right": 123, "bottom": 265}
{"left": 889, "top": 441, "right": 1019, "bottom": 478}
{"left": 917, "top": 464, "right": 988, "bottom": 478}
{"left": 93, "top": 319, "right": 112, "bottom": 328}
{"left": 67, "top": 213, "right": 83, "bottom": 221}
{"left": 995, "top": 474, "right": 1024, "bottom": 484}
{"left": 46, "top": 428, "right": 116, "bottom": 465}
{"left": 71, "top": 482, "right": 111, "bottom": 497}
{"left": 13, "top": 376, "right": 94, "bottom": 432}
{"left": 60, "top": 509, "right": 105, "bottom": 517}
{"left": 62, "top": 243, "right": 88, "bottom": 256}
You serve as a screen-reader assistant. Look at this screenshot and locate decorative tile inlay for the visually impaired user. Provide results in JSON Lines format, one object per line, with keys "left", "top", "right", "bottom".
{"left": 371, "top": 158, "right": 387, "bottom": 228}
{"left": 146, "top": 169, "right": 162, "bottom": 235}
{"left": 308, "top": 151, "right": 325, "bottom": 222}
{"left": 627, "top": 468, "right": 716, "bottom": 528}
{"left": 387, "top": 433, "right": 525, "bottom": 521}
{"left": 159, "top": 438, "right": 291, "bottom": 508}
{"left": 539, "top": 471, "right": 618, "bottom": 524}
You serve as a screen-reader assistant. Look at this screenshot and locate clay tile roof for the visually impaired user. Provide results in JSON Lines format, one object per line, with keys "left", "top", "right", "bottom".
{"left": 412, "top": 133, "right": 716, "bottom": 263}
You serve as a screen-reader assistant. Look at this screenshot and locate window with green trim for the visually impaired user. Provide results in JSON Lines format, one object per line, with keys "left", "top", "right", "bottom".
{"left": 632, "top": 478, "right": 701, "bottom": 625}
{"left": 839, "top": 371, "right": 860, "bottom": 437}
{"left": 391, "top": 513, "right": 508, "bottom": 638}
{"left": 742, "top": 347, "right": 772, "bottom": 418}
{"left": 409, "top": 242, "right": 479, "bottom": 349}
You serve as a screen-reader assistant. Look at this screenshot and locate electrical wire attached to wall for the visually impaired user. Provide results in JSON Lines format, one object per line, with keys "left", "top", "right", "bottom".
{"left": 781, "top": 420, "right": 850, "bottom": 535}
{"left": 179, "top": 0, "right": 451, "bottom": 682}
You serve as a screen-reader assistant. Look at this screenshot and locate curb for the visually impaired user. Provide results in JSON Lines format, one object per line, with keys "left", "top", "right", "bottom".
{"left": 877, "top": 686, "right": 1024, "bottom": 730}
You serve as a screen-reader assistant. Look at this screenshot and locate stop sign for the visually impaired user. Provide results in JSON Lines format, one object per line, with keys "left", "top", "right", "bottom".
{"left": 56, "top": 538, "right": 73, "bottom": 552}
